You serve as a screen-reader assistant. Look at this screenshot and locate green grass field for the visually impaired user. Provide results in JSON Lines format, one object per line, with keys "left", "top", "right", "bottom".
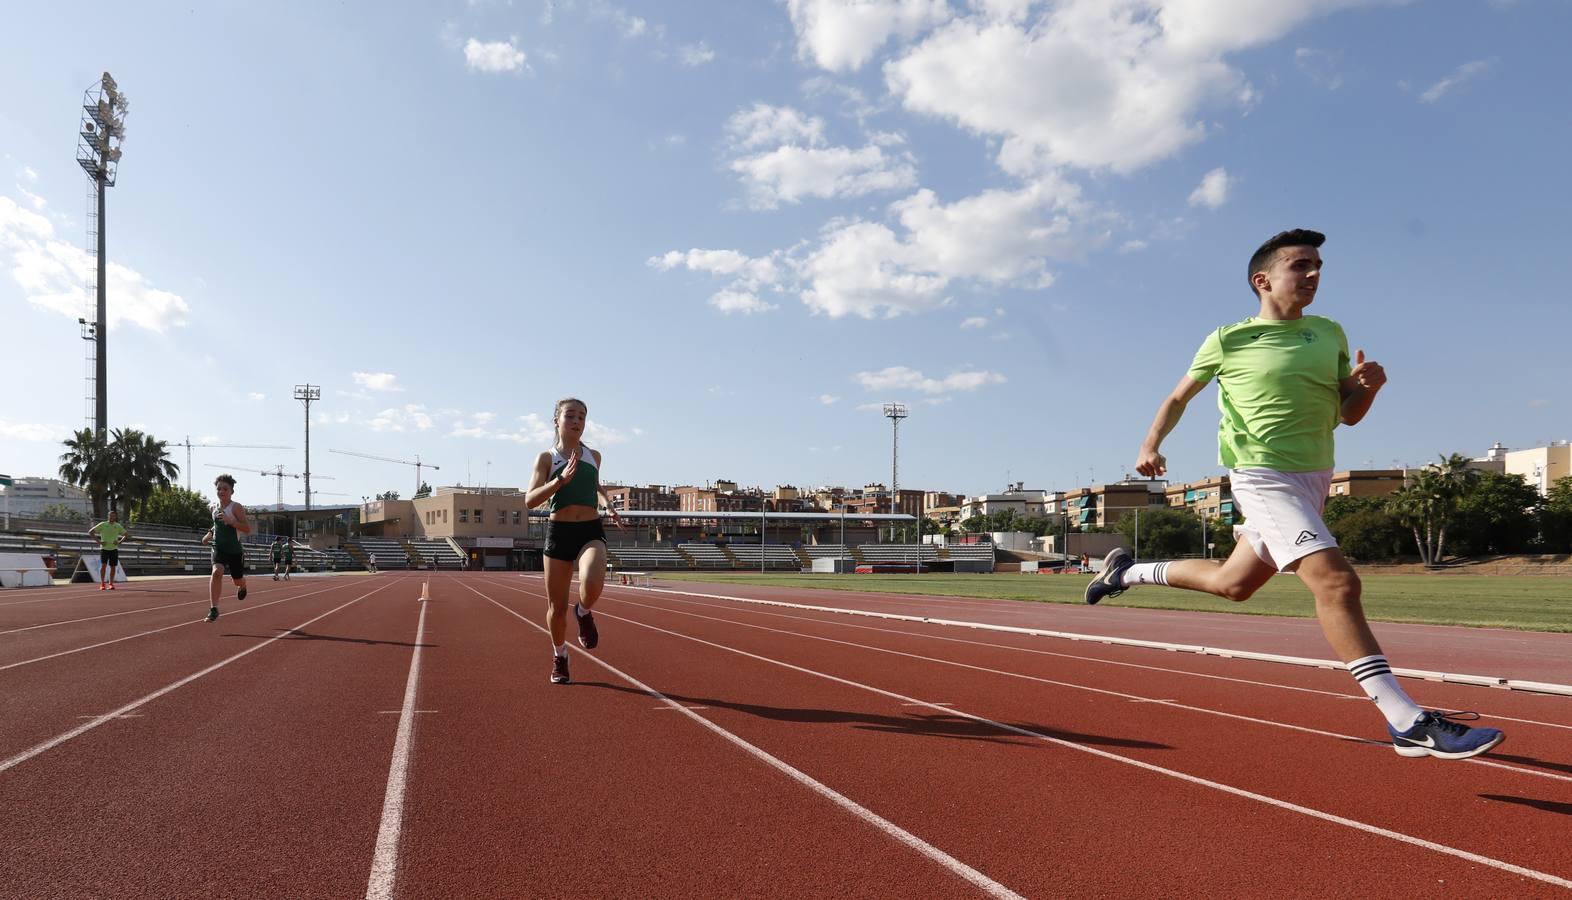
{"left": 652, "top": 571, "right": 1572, "bottom": 633}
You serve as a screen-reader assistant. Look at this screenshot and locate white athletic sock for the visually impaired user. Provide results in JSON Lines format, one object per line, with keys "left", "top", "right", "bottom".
{"left": 576, "top": 602, "right": 593, "bottom": 618}
{"left": 1348, "top": 655, "right": 1425, "bottom": 730}
{"left": 554, "top": 643, "right": 569, "bottom": 658}
{"left": 1120, "top": 561, "right": 1172, "bottom": 587}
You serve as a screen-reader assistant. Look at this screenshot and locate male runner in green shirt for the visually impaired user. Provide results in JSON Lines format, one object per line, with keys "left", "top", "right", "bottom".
{"left": 282, "top": 539, "right": 294, "bottom": 580}
{"left": 1083, "top": 228, "right": 1502, "bottom": 761}
{"left": 271, "top": 537, "right": 284, "bottom": 581}
{"left": 88, "top": 509, "right": 129, "bottom": 590}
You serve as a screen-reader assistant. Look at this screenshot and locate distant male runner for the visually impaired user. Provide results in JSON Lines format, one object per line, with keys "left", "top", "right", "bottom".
{"left": 1083, "top": 228, "right": 1503, "bottom": 760}
{"left": 368, "top": 553, "right": 378, "bottom": 574}
{"left": 200, "top": 474, "right": 251, "bottom": 622}
{"left": 87, "top": 509, "right": 129, "bottom": 590}
{"left": 271, "top": 537, "right": 285, "bottom": 581}
{"left": 282, "top": 539, "right": 295, "bottom": 580}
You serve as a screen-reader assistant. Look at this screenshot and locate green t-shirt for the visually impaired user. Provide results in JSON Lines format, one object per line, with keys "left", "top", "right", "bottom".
{"left": 1186, "top": 314, "right": 1351, "bottom": 472}
{"left": 94, "top": 521, "right": 127, "bottom": 550}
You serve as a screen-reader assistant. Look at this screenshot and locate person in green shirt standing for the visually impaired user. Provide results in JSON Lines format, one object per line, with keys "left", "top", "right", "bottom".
{"left": 1083, "top": 228, "right": 1503, "bottom": 761}
{"left": 270, "top": 537, "right": 284, "bottom": 581}
{"left": 87, "top": 508, "right": 129, "bottom": 590}
{"left": 200, "top": 473, "right": 252, "bottom": 622}
{"left": 282, "top": 539, "right": 295, "bottom": 580}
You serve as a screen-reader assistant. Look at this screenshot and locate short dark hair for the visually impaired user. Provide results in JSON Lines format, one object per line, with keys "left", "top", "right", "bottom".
{"left": 214, "top": 473, "right": 237, "bottom": 489}
{"left": 1248, "top": 228, "right": 1324, "bottom": 295}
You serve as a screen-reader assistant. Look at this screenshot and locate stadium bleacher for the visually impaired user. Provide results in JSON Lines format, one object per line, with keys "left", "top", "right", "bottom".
{"left": 606, "top": 544, "right": 690, "bottom": 568}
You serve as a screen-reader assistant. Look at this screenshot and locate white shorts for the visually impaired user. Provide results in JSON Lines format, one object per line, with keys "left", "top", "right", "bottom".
{"left": 1229, "top": 468, "right": 1339, "bottom": 572}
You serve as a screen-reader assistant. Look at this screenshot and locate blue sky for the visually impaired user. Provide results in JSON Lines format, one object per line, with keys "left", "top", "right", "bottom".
{"left": 3, "top": 0, "right": 1569, "bottom": 507}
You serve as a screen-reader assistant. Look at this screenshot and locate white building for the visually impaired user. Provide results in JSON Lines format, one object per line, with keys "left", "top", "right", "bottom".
{"left": 959, "top": 483, "right": 1049, "bottom": 521}
{"left": 1504, "top": 442, "right": 1572, "bottom": 497}
{"left": 1, "top": 477, "right": 93, "bottom": 519}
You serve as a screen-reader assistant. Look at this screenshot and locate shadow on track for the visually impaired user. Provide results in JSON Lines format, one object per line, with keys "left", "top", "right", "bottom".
{"left": 221, "top": 629, "right": 436, "bottom": 648}
{"left": 1481, "top": 752, "right": 1572, "bottom": 777}
{"left": 1479, "top": 794, "right": 1572, "bottom": 816}
{"left": 580, "top": 682, "right": 1169, "bottom": 750}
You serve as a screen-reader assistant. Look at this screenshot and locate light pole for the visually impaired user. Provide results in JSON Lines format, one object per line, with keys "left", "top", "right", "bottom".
{"left": 294, "top": 384, "right": 320, "bottom": 509}
{"left": 883, "top": 402, "right": 907, "bottom": 566}
{"left": 75, "top": 72, "right": 128, "bottom": 438}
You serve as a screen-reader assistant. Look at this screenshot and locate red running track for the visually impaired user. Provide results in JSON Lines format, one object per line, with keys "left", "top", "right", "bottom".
{"left": 1, "top": 572, "right": 1568, "bottom": 898}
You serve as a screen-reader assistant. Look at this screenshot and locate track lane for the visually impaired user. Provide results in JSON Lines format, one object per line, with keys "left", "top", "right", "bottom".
{"left": 0, "top": 577, "right": 419, "bottom": 899}
{"left": 514, "top": 582, "right": 1571, "bottom": 894}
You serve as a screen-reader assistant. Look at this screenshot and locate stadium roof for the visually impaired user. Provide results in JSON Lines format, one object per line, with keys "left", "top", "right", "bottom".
{"left": 610, "top": 510, "right": 916, "bottom": 522}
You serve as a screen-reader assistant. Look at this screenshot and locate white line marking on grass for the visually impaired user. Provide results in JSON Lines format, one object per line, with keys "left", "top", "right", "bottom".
{"left": 459, "top": 581, "right": 1025, "bottom": 900}
{"left": 365, "top": 597, "right": 429, "bottom": 900}
{"left": 0, "top": 579, "right": 400, "bottom": 775}
{"left": 0, "top": 581, "right": 357, "bottom": 673}
{"left": 574, "top": 598, "right": 1572, "bottom": 890}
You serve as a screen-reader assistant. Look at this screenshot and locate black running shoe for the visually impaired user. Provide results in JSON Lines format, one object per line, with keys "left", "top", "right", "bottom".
{"left": 237, "top": 587, "right": 248, "bottom": 602}
{"left": 1083, "top": 548, "right": 1134, "bottom": 605}
{"left": 576, "top": 606, "right": 599, "bottom": 650}
{"left": 205, "top": 607, "right": 219, "bottom": 622}
{"left": 550, "top": 653, "right": 570, "bottom": 685}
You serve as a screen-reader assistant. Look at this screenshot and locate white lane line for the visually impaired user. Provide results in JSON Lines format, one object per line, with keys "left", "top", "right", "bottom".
{"left": 574, "top": 600, "right": 1572, "bottom": 890}
{"left": 365, "top": 597, "right": 430, "bottom": 900}
{"left": 0, "top": 579, "right": 399, "bottom": 775}
{"left": 460, "top": 581, "right": 1023, "bottom": 900}
{"left": 632, "top": 591, "right": 1572, "bottom": 733}
{"left": 0, "top": 581, "right": 357, "bottom": 673}
{"left": 77, "top": 714, "right": 143, "bottom": 719}
{"left": 0, "top": 599, "right": 207, "bottom": 635}
{"left": 624, "top": 583, "right": 1572, "bottom": 697}
{"left": 609, "top": 596, "right": 1572, "bottom": 788}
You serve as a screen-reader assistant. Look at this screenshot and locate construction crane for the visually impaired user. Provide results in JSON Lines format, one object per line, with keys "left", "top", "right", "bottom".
{"left": 206, "top": 463, "right": 335, "bottom": 511}
{"left": 330, "top": 449, "right": 441, "bottom": 497}
{"left": 173, "top": 437, "right": 292, "bottom": 490}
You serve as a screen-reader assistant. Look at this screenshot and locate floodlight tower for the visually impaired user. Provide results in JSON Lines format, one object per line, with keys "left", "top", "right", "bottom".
{"left": 295, "top": 384, "right": 321, "bottom": 509}
{"left": 75, "top": 72, "right": 129, "bottom": 437}
{"left": 882, "top": 401, "right": 908, "bottom": 527}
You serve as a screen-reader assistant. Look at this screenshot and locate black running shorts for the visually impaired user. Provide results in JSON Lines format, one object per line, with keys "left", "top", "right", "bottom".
{"left": 102, "top": 549, "right": 120, "bottom": 566}
{"left": 544, "top": 519, "right": 607, "bottom": 562}
{"left": 212, "top": 549, "right": 246, "bottom": 580}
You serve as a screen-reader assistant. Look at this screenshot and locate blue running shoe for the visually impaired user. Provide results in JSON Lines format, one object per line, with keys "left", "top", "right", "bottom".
{"left": 1083, "top": 548, "right": 1134, "bottom": 605}
{"left": 1389, "top": 711, "right": 1504, "bottom": 760}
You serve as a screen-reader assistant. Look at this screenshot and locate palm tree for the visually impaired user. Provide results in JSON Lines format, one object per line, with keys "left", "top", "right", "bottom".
{"left": 1430, "top": 452, "right": 1480, "bottom": 563}
{"left": 109, "top": 428, "right": 181, "bottom": 519}
{"left": 1387, "top": 474, "right": 1438, "bottom": 565}
{"left": 58, "top": 429, "right": 113, "bottom": 519}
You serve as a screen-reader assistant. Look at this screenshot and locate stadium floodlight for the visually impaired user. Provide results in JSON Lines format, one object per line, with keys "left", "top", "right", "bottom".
{"left": 882, "top": 402, "right": 911, "bottom": 568}
{"left": 295, "top": 384, "right": 321, "bottom": 509}
{"left": 75, "top": 72, "right": 129, "bottom": 437}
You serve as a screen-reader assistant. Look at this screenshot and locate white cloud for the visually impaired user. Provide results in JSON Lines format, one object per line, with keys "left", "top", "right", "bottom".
{"left": 818, "top": 394, "right": 840, "bottom": 404}
{"left": 678, "top": 41, "right": 716, "bottom": 66}
{"left": 726, "top": 103, "right": 826, "bottom": 150}
{"left": 653, "top": 176, "right": 1091, "bottom": 320}
{"left": 0, "top": 418, "right": 70, "bottom": 442}
{"left": 961, "top": 316, "right": 987, "bottom": 329}
{"left": 1420, "top": 59, "right": 1493, "bottom": 104}
{"left": 368, "top": 404, "right": 433, "bottom": 433}
{"left": 709, "top": 290, "right": 778, "bottom": 315}
{"left": 855, "top": 365, "right": 1006, "bottom": 394}
{"left": 731, "top": 143, "right": 918, "bottom": 208}
{"left": 464, "top": 38, "right": 528, "bottom": 73}
{"left": 787, "top": 0, "right": 950, "bottom": 72}
{"left": 317, "top": 411, "right": 352, "bottom": 425}
{"left": 1295, "top": 47, "right": 1343, "bottom": 90}
{"left": 247, "top": 392, "right": 266, "bottom": 401}
{"left": 17, "top": 186, "right": 45, "bottom": 210}
{"left": 1187, "top": 167, "right": 1231, "bottom": 209}
{"left": 20, "top": 166, "right": 38, "bottom": 182}
{"left": 2, "top": 195, "right": 190, "bottom": 333}
{"left": 648, "top": 248, "right": 781, "bottom": 288}
{"left": 352, "top": 371, "right": 403, "bottom": 392}
{"left": 883, "top": 2, "right": 1386, "bottom": 176}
